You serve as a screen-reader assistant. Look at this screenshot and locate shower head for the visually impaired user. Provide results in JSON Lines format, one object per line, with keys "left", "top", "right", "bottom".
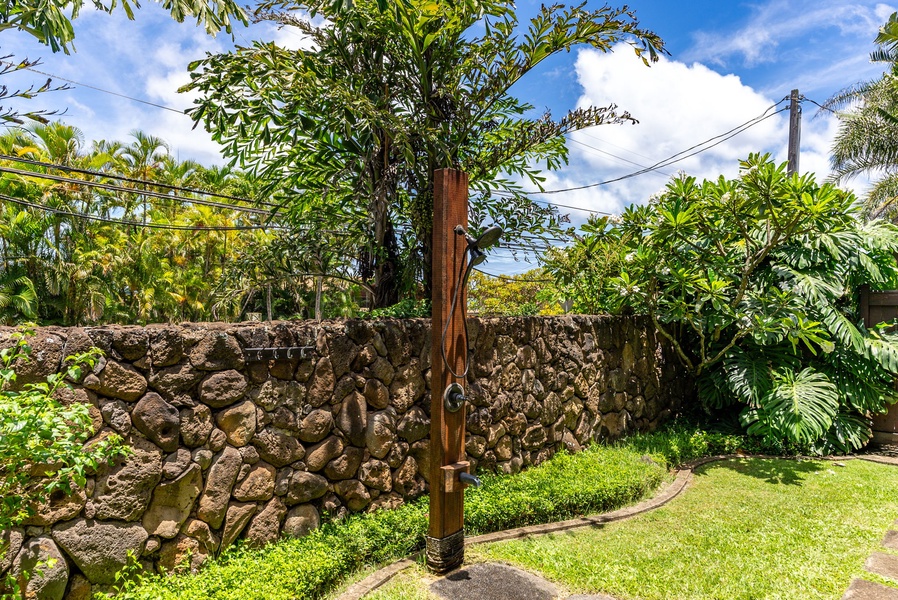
{"left": 441, "top": 223, "right": 504, "bottom": 381}
{"left": 455, "top": 225, "right": 504, "bottom": 253}
{"left": 473, "top": 225, "right": 503, "bottom": 251}
{"left": 469, "top": 248, "right": 487, "bottom": 267}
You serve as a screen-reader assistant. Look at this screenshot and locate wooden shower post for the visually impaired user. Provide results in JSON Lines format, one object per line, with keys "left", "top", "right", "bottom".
{"left": 426, "top": 168, "right": 469, "bottom": 572}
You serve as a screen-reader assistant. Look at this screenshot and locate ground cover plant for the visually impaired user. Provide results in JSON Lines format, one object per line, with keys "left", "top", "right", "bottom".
{"left": 548, "top": 154, "right": 898, "bottom": 453}
{"left": 113, "top": 443, "right": 670, "bottom": 600}
{"left": 370, "top": 457, "right": 898, "bottom": 600}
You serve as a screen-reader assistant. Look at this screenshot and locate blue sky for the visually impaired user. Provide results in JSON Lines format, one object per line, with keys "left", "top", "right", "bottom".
{"left": 1, "top": 0, "right": 896, "bottom": 273}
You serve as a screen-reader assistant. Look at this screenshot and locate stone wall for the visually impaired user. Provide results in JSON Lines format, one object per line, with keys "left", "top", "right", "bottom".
{"left": 0, "top": 316, "right": 690, "bottom": 598}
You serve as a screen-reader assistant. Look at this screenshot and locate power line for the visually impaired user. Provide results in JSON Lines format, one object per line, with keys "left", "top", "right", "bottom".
{"left": 577, "top": 130, "right": 659, "bottom": 163}
{"left": 532, "top": 198, "right": 613, "bottom": 216}
{"left": 0, "top": 165, "right": 272, "bottom": 216}
{"left": 481, "top": 187, "right": 613, "bottom": 216}
{"left": 502, "top": 99, "right": 790, "bottom": 197}
{"left": 802, "top": 96, "right": 837, "bottom": 115}
{"left": 567, "top": 138, "right": 672, "bottom": 179}
{"left": 537, "top": 105, "right": 788, "bottom": 194}
{"left": 0, "top": 193, "right": 281, "bottom": 231}
{"left": 473, "top": 267, "right": 554, "bottom": 283}
{"left": 1, "top": 61, "right": 189, "bottom": 115}
{"left": 0, "top": 153, "right": 277, "bottom": 208}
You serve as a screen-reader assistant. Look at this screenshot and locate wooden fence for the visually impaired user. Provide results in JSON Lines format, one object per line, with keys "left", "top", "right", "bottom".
{"left": 860, "top": 286, "right": 898, "bottom": 439}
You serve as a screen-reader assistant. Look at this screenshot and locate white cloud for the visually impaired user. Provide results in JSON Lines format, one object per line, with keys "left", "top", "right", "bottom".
{"left": 686, "top": 1, "right": 894, "bottom": 68}
{"left": 531, "top": 47, "right": 844, "bottom": 222}
{"left": 0, "top": 2, "right": 242, "bottom": 165}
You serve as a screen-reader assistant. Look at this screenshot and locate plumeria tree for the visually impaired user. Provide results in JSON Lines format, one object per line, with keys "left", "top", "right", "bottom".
{"left": 548, "top": 154, "right": 898, "bottom": 452}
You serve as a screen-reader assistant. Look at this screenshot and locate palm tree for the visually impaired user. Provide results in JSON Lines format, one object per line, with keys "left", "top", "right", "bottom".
{"left": 827, "top": 12, "right": 898, "bottom": 220}
{"left": 0, "top": 270, "right": 37, "bottom": 324}
{"left": 114, "top": 130, "right": 170, "bottom": 222}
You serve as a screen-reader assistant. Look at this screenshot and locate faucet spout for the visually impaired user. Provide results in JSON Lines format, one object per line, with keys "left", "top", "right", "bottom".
{"left": 459, "top": 472, "right": 481, "bottom": 488}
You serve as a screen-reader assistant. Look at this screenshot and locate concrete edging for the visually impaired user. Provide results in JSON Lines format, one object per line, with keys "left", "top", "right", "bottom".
{"left": 336, "top": 455, "right": 731, "bottom": 600}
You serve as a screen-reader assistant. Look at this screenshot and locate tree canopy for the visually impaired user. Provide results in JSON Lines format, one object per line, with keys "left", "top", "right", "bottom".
{"left": 0, "top": 124, "right": 365, "bottom": 325}
{"left": 183, "top": 0, "right": 665, "bottom": 306}
{"left": 827, "top": 11, "right": 898, "bottom": 220}
{"left": 0, "top": 0, "right": 246, "bottom": 53}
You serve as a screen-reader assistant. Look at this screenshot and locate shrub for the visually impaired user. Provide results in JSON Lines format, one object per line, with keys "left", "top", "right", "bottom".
{"left": 0, "top": 327, "right": 127, "bottom": 531}
{"left": 548, "top": 154, "right": 898, "bottom": 453}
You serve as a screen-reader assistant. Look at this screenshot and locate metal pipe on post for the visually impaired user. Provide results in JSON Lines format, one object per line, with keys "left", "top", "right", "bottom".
{"left": 788, "top": 88, "right": 801, "bottom": 175}
{"left": 426, "top": 168, "right": 470, "bottom": 573}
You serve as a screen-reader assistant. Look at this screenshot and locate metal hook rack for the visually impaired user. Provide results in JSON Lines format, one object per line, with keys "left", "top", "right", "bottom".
{"left": 243, "top": 345, "right": 315, "bottom": 362}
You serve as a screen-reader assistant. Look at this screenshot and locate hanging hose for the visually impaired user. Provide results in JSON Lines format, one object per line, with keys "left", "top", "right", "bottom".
{"left": 439, "top": 225, "right": 503, "bottom": 380}
{"left": 440, "top": 251, "right": 476, "bottom": 379}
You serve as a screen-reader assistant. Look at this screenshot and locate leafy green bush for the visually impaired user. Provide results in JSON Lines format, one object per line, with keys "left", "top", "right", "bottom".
{"left": 0, "top": 327, "right": 128, "bottom": 596}
{"left": 549, "top": 154, "right": 898, "bottom": 453}
{"left": 115, "top": 443, "right": 667, "bottom": 600}
{"left": 621, "top": 425, "right": 745, "bottom": 468}
{"left": 0, "top": 327, "right": 127, "bottom": 531}
{"left": 360, "top": 298, "right": 431, "bottom": 320}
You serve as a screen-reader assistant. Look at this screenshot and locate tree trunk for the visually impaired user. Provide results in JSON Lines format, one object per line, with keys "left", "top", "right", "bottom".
{"left": 373, "top": 221, "right": 400, "bottom": 308}
{"left": 266, "top": 285, "right": 272, "bottom": 321}
{"left": 314, "top": 276, "right": 323, "bottom": 321}
{"left": 415, "top": 181, "right": 435, "bottom": 302}
{"left": 367, "top": 135, "right": 403, "bottom": 310}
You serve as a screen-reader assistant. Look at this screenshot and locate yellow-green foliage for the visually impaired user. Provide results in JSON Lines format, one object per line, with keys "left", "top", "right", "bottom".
{"left": 467, "top": 269, "right": 562, "bottom": 316}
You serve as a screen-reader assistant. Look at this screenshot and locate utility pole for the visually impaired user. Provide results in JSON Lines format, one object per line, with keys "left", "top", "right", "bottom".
{"left": 787, "top": 88, "right": 801, "bottom": 175}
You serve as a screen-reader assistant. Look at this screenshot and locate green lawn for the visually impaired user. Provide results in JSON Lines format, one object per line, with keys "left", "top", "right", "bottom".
{"left": 369, "top": 458, "right": 898, "bottom": 600}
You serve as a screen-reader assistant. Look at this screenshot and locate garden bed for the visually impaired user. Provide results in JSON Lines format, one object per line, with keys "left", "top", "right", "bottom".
{"left": 115, "top": 440, "right": 678, "bottom": 600}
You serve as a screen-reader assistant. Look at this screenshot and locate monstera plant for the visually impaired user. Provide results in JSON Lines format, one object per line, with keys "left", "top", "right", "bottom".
{"left": 549, "top": 154, "right": 898, "bottom": 452}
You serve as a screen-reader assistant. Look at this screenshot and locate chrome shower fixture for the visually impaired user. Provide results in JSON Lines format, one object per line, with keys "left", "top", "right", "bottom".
{"left": 455, "top": 225, "right": 504, "bottom": 267}
{"left": 440, "top": 224, "right": 504, "bottom": 381}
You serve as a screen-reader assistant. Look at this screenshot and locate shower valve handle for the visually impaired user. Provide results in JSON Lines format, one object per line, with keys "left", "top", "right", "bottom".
{"left": 443, "top": 382, "right": 466, "bottom": 413}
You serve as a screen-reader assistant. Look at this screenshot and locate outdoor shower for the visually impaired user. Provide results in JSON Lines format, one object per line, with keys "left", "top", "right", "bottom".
{"left": 439, "top": 224, "right": 504, "bottom": 385}
{"left": 427, "top": 170, "right": 501, "bottom": 573}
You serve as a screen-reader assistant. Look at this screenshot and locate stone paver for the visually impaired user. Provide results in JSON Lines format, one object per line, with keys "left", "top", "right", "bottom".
{"left": 843, "top": 579, "right": 898, "bottom": 600}
{"left": 861, "top": 455, "right": 898, "bottom": 467}
{"left": 867, "top": 553, "right": 898, "bottom": 582}
{"left": 430, "top": 563, "right": 558, "bottom": 600}
{"left": 883, "top": 530, "right": 898, "bottom": 551}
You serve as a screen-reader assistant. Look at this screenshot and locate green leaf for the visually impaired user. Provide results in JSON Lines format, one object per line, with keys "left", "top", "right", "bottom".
{"left": 750, "top": 368, "right": 839, "bottom": 446}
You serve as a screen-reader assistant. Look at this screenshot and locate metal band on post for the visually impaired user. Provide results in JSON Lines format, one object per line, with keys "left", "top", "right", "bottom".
{"left": 425, "top": 530, "right": 465, "bottom": 573}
